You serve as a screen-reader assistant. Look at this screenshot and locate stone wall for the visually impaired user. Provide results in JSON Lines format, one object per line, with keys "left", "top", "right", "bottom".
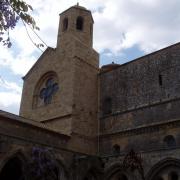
{"left": 100, "top": 43, "right": 180, "bottom": 133}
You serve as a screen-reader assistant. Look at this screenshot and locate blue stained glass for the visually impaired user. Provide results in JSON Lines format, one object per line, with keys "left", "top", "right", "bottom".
{"left": 39, "top": 78, "right": 59, "bottom": 105}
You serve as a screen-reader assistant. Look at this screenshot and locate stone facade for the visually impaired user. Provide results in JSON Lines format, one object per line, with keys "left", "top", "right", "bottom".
{"left": 0, "top": 4, "right": 180, "bottom": 180}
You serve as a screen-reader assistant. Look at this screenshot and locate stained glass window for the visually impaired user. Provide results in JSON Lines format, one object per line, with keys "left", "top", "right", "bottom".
{"left": 39, "top": 78, "right": 59, "bottom": 105}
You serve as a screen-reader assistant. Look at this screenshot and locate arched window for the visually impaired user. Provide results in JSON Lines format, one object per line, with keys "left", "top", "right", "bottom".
{"left": 39, "top": 78, "right": 59, "bottom": 105}
{"left": 102, "top": 97, "right": 112, "bottom": 115}
{"left": 33, "top": 72, "right": 59, "bottom": 108}
{"left": 169, "top": 171, "right": 178, "bottom": 180}
{"left": 63, "top": 18, "right": 68, "bottom": 31}
{"left": 113, "top": 144, "right": 120, "bottom": 155}
{"left": 163, "top": 135, "right": 176, "bottom": 148}
{"left": 76, "top": 16, "right": 84, "bottom": 30}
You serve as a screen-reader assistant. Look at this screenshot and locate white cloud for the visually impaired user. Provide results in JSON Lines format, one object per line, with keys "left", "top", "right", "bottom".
{"left": 0, "top": 78, "right": 22, "bottom": 94}
{"left": 0, "top": 45, "right": 37, "bottom": 76}
{"left": 0, "top": 78, "right": 22, "bottom": 115}
{"left": 0, "top": 92, "right": 21, "bottom": 115}
{"left": 92, "top": 0, "right": 180, "bottom": 54}
{"left": 0, "top": 92, "right": 21, "bottom": 109}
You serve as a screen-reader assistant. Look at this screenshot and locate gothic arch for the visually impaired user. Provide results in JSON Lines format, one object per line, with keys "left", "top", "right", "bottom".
{"left": 0, "top": 150, "right": 27, "bottom": 180}
{"left": 146, "top": 158, "right": 180, "bottom": 180}
{"left": 33, "top": 71, "right": 59, "bottom": 107}
{"left": 104, "top": 163, "right": 129, "bottom": 180}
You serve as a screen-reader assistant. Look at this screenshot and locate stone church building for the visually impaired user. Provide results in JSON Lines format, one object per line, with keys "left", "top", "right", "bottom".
{"left": 0, "top": 4, "right": 180, "bottom": 180}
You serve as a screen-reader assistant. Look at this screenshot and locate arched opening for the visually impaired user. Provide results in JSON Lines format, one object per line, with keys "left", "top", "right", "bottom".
{"left": 102, "top": 97, "right": 112, "bottom": 115}
{"left": 146, "top": 158, "right": 180, "bottom": 180}
{"left": 63, "top": 18, "right": 68, "bottom": 31}
{"left": 33, "top": 71, "right": 59, "bottom": 108}
{"left": 113, "top": 144, "right": 120, "bottom": 155}
{"left": 76, "top": 16, "right": 84, "bottom": 30}
{"left": 39, "top": 78, "right": 59, "bottom": 105}
{"left": 0, "top": 157, "right": 24, "bottom": 180}
{"left": 169, "top": 171, "right": 178, "bottom": 180}
{"left": 163, "top": 135, "right": 176, "bottom": 148}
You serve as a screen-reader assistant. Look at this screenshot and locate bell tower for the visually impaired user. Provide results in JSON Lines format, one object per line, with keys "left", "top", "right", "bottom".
{"left": 57, "top": 4, "right": 94, "bottom": 48}
{"left": 20, "top": 4, "right": 99, "bottom": 154}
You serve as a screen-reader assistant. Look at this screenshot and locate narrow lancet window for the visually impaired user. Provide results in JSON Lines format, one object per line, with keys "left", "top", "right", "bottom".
{"left": 102, "top": 97, "right": 112, "bottom": 115}
{"left": 63, "top": 18, "right": 68, "bottom": 31}
{"left": 159, "top": 74, "right": 162, "bottom": 86}
{"left": 76, "top": 16, "right": 84, "bottom": 30}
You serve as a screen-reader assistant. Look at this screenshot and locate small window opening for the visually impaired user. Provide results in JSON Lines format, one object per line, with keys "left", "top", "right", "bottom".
{"left": 163, "top": 135, "right": 176, "bottom": 148}
{"left": 113, "top": 144, "right": 120, "bottom": 155}
{"left": 76, "top": 16, "right": 84, "bottom": 30}
{"left": 102, "top": 97, "right": 112, "bottom": 115}
{"left": 63, "top": 18, "right": 68, "bottom": 31}
{"left": 170, "top": 171, "right": 178, "bottom": 180}
{"left": 159, "top": 74, "right": 162, "bottom": 86}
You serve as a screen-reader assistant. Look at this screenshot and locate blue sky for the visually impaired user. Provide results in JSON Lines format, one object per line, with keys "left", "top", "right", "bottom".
{"left": 1, "top": 0, "right": 180, "bottom": 114}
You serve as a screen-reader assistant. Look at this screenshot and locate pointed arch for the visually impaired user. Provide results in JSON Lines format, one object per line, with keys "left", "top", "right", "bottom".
{"left": 146, "top": 158, "right": 180, "bottom": 180}
{"left": 0, "top": 150, "right": 27, "bottom": 180}
{"left": 104, "top": 163, "right": 129, "bottom": 180}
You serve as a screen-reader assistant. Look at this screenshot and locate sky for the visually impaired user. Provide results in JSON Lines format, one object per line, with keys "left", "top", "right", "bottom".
{"left": 0, "top": 0, "right": 180, "bottom": 115}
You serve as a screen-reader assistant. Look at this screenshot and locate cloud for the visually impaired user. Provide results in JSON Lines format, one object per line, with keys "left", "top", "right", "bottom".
{"left": 0, "top": 45, "right": 37, "bottom": 76}
{"left": 0, "top": 77, "right": 22, "bottom": 94}
{"left": 0, "top": 92, "right": 21, "bottom": 113}
{"left": 92, "top": 0, "right": 180, "bottom": 54}
{"left": 0, "top": 78, "right": 22, "bottom": 114}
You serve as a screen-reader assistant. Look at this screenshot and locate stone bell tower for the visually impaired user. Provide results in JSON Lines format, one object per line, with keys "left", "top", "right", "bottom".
{"left": 57, "top": 4, "right": 94, "bottom": 48}
{"left": 20, "top": 4, "right": 99, "bottom": 154}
